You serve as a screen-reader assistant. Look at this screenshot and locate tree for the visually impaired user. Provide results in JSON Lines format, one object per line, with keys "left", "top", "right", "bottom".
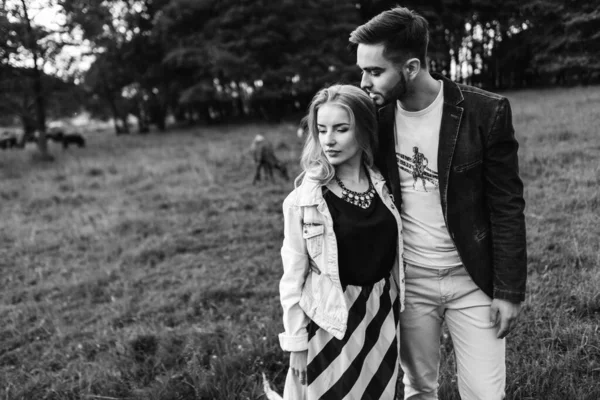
{"left": 62, "top": 0, "right": 175, "bottom": 133}
{"left": 46, "top": 0, "right": 600, "bottom": 135}
{"left": 523, "top": 0, "right": 600, "bottom": 84}
{"left": 1, "top": 0, "right": 64, "bottom": 159}
{"left": 82, "top": 48, "right": 132, "bottom": 134}
{"left": 157, "top": 0, "right": 364, "bottom": 123}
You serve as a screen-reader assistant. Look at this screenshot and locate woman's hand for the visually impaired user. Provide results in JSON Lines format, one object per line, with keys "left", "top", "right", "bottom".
{"left": 290, "top": 350, "right": 308, "bottom": 385}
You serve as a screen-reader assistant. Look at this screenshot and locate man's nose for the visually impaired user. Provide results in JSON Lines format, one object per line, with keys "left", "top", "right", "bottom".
{"left": 360, "top": 73, "right": 371, "bottom": 90}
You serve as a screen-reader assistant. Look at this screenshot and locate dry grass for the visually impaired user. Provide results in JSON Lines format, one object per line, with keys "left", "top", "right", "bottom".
{"left": 0, "top": 86, "right": 599, "bottom": 399}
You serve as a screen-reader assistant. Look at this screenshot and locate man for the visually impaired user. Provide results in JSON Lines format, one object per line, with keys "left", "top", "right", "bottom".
{"left": 349, "top": 6, "right": 527, "bottom": 400}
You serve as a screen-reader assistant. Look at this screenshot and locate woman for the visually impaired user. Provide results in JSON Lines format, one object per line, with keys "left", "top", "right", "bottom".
{"left": 279, "top": 84, "right": 405, "bottom": 399}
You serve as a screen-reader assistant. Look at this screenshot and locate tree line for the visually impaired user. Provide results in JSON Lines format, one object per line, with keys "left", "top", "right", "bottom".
{"left": 1, "top": 0, "right": 598, "bottom": 156}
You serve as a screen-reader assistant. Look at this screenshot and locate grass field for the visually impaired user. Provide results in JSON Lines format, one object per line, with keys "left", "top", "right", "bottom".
{"left": 1, "top": 85, "right": 599, "bottom": 399}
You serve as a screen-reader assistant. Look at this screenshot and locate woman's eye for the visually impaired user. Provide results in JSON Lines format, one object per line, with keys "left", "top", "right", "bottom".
{"left": 338, "top": 128, "right": 348, "bottom": 132}
{"left": 318, "top": 130, "right": 326, "bottom": 135}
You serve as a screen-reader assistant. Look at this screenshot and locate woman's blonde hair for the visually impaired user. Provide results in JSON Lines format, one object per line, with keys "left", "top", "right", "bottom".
{"left": 296, "top": 84, "right": 378, "bottom": 187}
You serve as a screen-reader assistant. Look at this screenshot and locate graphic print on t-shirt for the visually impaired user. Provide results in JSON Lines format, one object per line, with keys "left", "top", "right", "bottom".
{"left": 396, "top": 147, "right": 439, "bottom": 192}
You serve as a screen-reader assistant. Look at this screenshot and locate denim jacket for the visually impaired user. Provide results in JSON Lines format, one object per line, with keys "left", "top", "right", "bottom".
{"left": 279, "top": 166, "right": 405, "bottom": 352}
{"left": 375, "top": 73, "right": 527, "bottom": 303}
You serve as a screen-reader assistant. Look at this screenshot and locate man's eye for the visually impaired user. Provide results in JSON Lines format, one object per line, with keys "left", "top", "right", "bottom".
{"left": 371, "top": 71, "right": 381, "bottom": 77}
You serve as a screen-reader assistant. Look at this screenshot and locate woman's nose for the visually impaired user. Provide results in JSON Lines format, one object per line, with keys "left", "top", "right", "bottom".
{"left": 324, "top": 130, "right": 335, "bottom": 144}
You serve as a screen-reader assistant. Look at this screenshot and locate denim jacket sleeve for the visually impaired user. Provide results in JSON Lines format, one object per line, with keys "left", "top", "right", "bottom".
{"left": 279, "top": 196, "right": 311, "bottom": 352}
{"left": 484, "top": 97, "right": 527, "bottom": 303}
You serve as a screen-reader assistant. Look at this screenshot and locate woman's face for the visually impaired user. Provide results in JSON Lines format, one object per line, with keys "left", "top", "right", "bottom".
{"left": 317, "top": 103, "right": 362, "bottom": 168}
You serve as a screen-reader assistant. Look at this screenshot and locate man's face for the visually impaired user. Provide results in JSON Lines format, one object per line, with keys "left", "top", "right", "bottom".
{"left": 356, "top": 43, "right": 407, "bottom": 106}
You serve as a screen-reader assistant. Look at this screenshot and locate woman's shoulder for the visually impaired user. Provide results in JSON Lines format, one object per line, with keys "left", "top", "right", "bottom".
{"left": 283, "top": 174, "right": 323, "bottom": 208}
{"left": 283, "top": 187, "right": 301, "bottom": 208}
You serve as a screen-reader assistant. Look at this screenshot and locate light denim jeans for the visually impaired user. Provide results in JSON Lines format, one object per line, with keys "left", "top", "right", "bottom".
{"left": 400, "top": 263, "right": 506, "bottom": 400}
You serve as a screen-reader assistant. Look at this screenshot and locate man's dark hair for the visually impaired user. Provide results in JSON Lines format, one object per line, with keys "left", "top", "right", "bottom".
{"left": 349, "top": 6, "right": 429, "bottom": 67}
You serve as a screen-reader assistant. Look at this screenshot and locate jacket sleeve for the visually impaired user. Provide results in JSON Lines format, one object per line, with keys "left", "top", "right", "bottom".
{"left": 484, "top": 97, "right": 527, "bottom": 303}
{"left": 279, "top": 197, "right": 311, "bottom": 352}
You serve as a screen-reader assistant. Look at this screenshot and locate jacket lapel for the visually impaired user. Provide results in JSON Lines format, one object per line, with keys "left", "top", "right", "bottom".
{"left": 377, "top": 103, "right": 402, "bottom": 209}
{"left": 436, "top": 74, "right": 464, "bottom": 214}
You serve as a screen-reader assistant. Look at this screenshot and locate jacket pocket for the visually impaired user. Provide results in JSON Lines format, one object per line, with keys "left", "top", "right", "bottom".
{"left": 308, "top": 259, "right": 322, "bottom": 275}
{"left": 474, "top": 227, "right": 490, "bottom": 242}
{"left": 454, "top": 158, "right": 482, "bottom": 172}
{"left": 303, "top": 223, "right": 324, "bottom": 258}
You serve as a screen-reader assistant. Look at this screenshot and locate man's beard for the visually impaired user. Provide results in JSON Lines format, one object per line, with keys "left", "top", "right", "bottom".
{"left": 383, "top": 73, "right": 407, "bottom": 105}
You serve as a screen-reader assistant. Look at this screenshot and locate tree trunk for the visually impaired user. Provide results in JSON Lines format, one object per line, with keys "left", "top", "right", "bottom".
{"left": 21, "top": 0, "right": 52, "bottom": 161}
{"left": 102, "top": 78, "right": 129, "bottom": 135}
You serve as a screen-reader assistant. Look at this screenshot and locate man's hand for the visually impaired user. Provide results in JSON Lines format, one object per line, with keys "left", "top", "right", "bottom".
{"left": 490, "top": 299, "right": 522, "bottom": 339}
{"left": 290, "top": 350, "right": 308, "bottom": 385}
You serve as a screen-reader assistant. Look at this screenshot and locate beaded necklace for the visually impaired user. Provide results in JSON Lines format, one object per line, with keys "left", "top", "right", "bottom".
{"left": 334, "top": 173, "right": 376, "bottom": 209}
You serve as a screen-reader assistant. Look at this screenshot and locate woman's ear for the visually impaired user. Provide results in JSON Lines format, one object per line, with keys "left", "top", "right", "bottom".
{"left": 405, "top": 58, "right": 421, "bottom": 80}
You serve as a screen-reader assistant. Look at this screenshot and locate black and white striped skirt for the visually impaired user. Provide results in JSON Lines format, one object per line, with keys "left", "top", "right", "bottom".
{"left": 305, "top": 275, "right": 400, "bottom": 399}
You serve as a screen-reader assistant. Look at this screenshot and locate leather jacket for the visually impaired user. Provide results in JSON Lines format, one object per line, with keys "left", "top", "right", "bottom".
{"left": 375, "top": 73, "right": 527, "bottom": 303}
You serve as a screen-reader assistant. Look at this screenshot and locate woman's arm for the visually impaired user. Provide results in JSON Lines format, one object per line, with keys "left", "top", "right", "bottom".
{"left": 279, "top": 197, "right": 311, "bottom": 352}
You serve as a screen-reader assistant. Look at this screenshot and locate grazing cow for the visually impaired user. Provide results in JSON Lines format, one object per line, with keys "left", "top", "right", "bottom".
{"left": 251, "top": 134, "right": 289, "bottom": 184}
{"left": 47, "top": 130, "right": 65, "bottom": 143}
{"left": 62, "top": 133, "right": 86, "bottom": 149}
{"left": 0, "top": 132, "right": 18, "bottom": 150}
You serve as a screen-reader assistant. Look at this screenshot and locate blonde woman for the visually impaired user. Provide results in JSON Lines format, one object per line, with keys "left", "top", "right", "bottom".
{"left": 279, "top": 84, "right": 405, "bottom": 399}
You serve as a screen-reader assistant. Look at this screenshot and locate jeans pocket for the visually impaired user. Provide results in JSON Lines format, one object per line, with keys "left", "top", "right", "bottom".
{"left": 303, "top": 223, "right": 324, "bottom": 258}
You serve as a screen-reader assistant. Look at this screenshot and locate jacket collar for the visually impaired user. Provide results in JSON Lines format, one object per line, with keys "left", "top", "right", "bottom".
{"left": 378, "top": 72, "right": 464, "bottom": 115}
{"left": 432, "top": 72, "right": 464, "bottom": 106}
{"left": 294, "top": 165, "right": 385, "bottom": 207}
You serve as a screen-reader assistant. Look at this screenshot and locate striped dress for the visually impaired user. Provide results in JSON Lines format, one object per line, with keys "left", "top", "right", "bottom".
{"left": 305, "top": 276, "right": 400, "bottom": 399}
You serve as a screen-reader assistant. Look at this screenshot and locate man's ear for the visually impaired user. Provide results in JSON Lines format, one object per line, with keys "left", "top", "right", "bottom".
{"left": 405, "top": 58, "right": 421, "bottom": 80}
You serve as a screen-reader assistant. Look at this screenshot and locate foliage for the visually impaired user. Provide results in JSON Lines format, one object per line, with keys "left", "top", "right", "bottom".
{"left": 2, "top": 0, "right": 600, "bottom": 131}
{"left": 0, "top": 0, "right": 86, "bottom": 161}
{"left": 155, "top": 0, "right": 363, "bottom": 121}
{"left": 0, "top": 64, "right": 83, "bottom": 128}
{"left": 522, "top": 0, "right": 600, "bottom": 83}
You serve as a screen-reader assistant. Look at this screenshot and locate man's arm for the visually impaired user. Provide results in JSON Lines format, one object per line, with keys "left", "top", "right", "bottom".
{"left": 483, "top": 97, "right": 527, "bottom": 303}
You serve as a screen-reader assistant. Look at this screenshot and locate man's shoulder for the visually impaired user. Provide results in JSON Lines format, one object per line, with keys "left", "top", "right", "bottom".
{"left": 456, "top": 83, "right": 506, "bottom": 104}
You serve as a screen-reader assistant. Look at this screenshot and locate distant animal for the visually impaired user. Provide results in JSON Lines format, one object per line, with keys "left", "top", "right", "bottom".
{"left": 0, "top": 132, "right": 18, "bottom": 150}
{"left": 62, "top": 133, "right": 86, "bottom": 149}
{"left": 47, "top": 129, "right": 65, "bottom": 143}
{"left": 251, "top": 134, "right": 289, "bottom": 184}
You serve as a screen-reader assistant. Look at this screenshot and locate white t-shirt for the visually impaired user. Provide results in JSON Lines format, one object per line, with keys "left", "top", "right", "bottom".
{"left": 394, "top": 80, "right": 462, "bottom": 268}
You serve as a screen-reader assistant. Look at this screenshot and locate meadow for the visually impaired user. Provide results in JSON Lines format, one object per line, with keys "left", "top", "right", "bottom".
{"left": 0, "top": 85, "right": 599, "bottom": 399}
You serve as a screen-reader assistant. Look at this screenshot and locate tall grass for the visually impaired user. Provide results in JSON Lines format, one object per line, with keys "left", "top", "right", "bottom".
{"left": 0, "top": 87, "right": 599, "bottom": 399}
